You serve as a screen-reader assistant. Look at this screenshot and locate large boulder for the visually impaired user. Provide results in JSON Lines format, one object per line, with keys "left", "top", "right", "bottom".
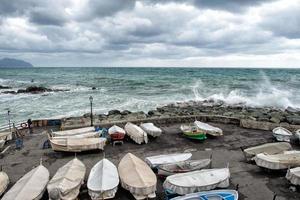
{"left": 286, "top": 116, "right": 300, "bottom": 125}
{"left": 108, "top": 109, "right": 121, "bottom": 115}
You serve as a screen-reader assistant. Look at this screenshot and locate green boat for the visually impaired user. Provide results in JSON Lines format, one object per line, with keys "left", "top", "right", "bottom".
{"left": 180, "top": 124, "right": 207, "bottom": 140}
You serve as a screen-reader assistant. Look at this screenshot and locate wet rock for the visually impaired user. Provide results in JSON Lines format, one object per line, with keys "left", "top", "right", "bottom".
{"left": 286, "top": 106, "right": 300, "bottom": 114}
{"left": 16, "top": 86, "right": 68, "bottom": 94}
{"left": 0, "top": 85, "right": 12, "bottom": 89}
{"left": 120, "top": 110, "right": 131, "bottom": 115}
{"left": 286, "top": 116, "right": 300, "bottom": 125}
{"left": 2, "top": 91, "right": 17, "bottom": 94}
{"left": 92, "top": 87, "right": 96, "bottom": 90}
{"left": 108, "top": 110, "right": 121, "bottom": 115}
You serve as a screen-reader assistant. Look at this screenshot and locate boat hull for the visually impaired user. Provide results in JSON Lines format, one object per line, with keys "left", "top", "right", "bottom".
{"left": 171, "top": 189, "right": 238, "bottom": 200}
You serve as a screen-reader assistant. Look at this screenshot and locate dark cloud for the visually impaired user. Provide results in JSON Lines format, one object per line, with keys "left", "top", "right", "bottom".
{"left": 29, "top": 10, "right": 68, "bottom": 26}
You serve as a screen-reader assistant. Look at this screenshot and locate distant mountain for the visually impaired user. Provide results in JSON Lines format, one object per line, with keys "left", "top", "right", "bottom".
{"left": 0, "top": 58, "right": 33, "bottom": 68}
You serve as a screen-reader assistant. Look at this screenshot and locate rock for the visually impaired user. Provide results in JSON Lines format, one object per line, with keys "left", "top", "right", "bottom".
{"left": 286, "top": 106, "right": 300, "bottom": 114}
{"left": 108, "top": 110, "right": 121, "bottom": 115}
{"left": 2, "top": 90, "right": 17, "bottom": 94}
{"left": 0, "top": 85, "right": 12, "bottom": 89}
{"left": 270, "top": 117, "right": 281, "bottom": 124}
{"left": 121, "top": 110, "right": 131, "bottom": 115}
{"left": 286, "top": 116, "right": 300, "bottom": 125}
{"left": 92, "top": 87, "right": 96, "bottom": 90}
{"left": 16, "top": 89, "right": 26, "bottom": 93}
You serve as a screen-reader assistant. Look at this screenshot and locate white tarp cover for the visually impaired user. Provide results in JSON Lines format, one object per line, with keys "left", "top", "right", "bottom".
{"left": 52, "top": 127, "right": 95, "bottom": 137}
{"left": 125, "top": 122, "right": 148, "bottom": 144}
{"left": 0, "top": 171, "right": 9, "bottom": 196}
{"left": 47, "top": 158, "right": 86, "bottom": 200}
{"left": 145, "top": 153, "right": 192, "bottom": 168}
{"left": 272, "top": 127, "right": 293, "bottom": 142}
{"left": 140, "top": 123, "right": 162, "bottom": 137}
{"left": 88, "top": 158, "right": 119, "bottom": 199}
{"left": 108, "top": 125, "right": 126, "bottom": 135}
{"left": 254, "top": 151, "right": 300, "bottom": 170}
{"left": 163, "top": 168, "right": 230, "bottom": 195}
{"left": 2, "top": 164, "right": 49, "bottom": 200}
{"left": 0, "top": 131, "right": 12, "bottom": 141}
{"left": 51, "top": 131, "right": 99, "bottom": 139}
{"left": 286, "top": 167, "right": 300, "bottom": 185}
{"left": 50, "top": 137, "right": 107, "bottom": 152}
{"left": 243, "top": 142, "right": 292, "bottom": 161}
{"left": 118, "top": 153, "right": 157, "bottom": 199}
{"left": 295, "top": 130, "right": 300, "bottom": 143}
{"left": 171, "top": 190, "right": 238, "bottom": 200}
{"left": 194, "top": 121, "right": 223, "bottom": 136}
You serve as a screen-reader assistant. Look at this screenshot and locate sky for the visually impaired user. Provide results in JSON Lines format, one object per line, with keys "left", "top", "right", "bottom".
{"left": 0, "top": 0, "right": 300, "bottom": 67}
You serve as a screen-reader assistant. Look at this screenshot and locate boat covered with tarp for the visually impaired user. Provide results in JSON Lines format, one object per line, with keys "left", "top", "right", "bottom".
{"left": 118, "top": 153, "right": 157, "bottom": 199}
{"left": 180, "top": 124, "right": 207, "bottom": 140}
{"left": 171, "top": 189, "right": 238, "bottom": 200}
{"left": 108, "top": 125, "right": 126, "bottom": 141}
{"left": 242, "top": 142, "right": 292, "bottom": 161}
{"left": 47, "top": 157, "right": 86, "bottom": 200}
{"left": 145, "top": 153, "right": 192, "bottom": 168}
{"left": 50, "top": 131, "right": 100, "bottom": 139}
{"left": 51, "top": 127, "right": 96, "bottom": 137}
{"left": 254, "top": 150, "right": 300, "bottom": 170}
{"left": 140, "top": 123, "right": 162, "bottom": 137}
{"left": 163, "top": 168, "right": 230, "bottom": 195}
{"left": 125, "top": 122, "right": 148, "bottom": 144}
{"left": 272, "top": 127, "right": 293, "bottom": 142}
{"left": 88, "top": 158, "right": 119, "bottom": 199}
{"left": 286, "top": 167, "right": 300, "bottom": 185}
{"left": 0, "top": 169, "right": 9, "bottom": 196}
{"left": 194, "top": 121, "right": 223, "bottom": 137}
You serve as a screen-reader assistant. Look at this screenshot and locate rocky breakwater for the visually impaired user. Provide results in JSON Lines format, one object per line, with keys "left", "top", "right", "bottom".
{"left": 1, "top": 86, "right": 69, "bottom": 94}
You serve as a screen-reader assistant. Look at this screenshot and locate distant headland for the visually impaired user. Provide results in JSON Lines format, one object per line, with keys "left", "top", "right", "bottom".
{"left": 0, "top": 58, "right": 33, "bottom": 68}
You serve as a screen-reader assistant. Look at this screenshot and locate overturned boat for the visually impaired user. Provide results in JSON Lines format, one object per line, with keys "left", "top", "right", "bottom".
{"left": 157, "top": 158, "right": 212, "bottom": 176}
{"left": 50, "top": 131, "right": 100, "bottom": 139}
{"left": 118, "top": 153, "right": 157, "bottom": 199}
{"left": 272, "top": 127, "right": 293, "bottom": 142}
{"left": 0, "top": 169, "right": 9, "bottom": 196}
{"left": 163, "top": 168, "right": 230, "bottom": 195}
{"left": 254, "top": 151, "right": 300, "bottom": 170}
{"left": 49, "top": 137, "right": 107, "bottom": 152}
{"left": 2, "top": 162, "right": 49, "bottom": 200}
{"left": 180, "top": 124, "right": 207, "bottom": 140}
{"left": 145, "top": 153, "right": 192, "bottom": 168}
{"left": 125, "top": 122, "right": 148, "bottom": 144}
{"left": 194, "top": 121, "right": 223, "bottom": 137}
{"left": 286, "top": 167, "right": 300, "bottom": 185}
{"left": 140, "top": 123, "right": 162, "bottom": 137}
{"left": 51, "top": 127, "right": 96, "bottom": 137}
{"left": 47, "top": 157, "right": 86, "bottom": 200}
{"left": 88, "top": 158, "right": 119, "bottom": 199}
{"left": 171, "top": 189, "right": 238, "bottom": 200}
{"left": 242, "top": 142, "right": 292, "bottom": 161}
{"left": 108, "top": 125, "right": 126, "bottom": 141}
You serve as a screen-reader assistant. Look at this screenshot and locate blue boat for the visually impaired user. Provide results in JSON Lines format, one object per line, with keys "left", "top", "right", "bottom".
{"left": 170, "top": 190, "right": 238, "bottom": 200}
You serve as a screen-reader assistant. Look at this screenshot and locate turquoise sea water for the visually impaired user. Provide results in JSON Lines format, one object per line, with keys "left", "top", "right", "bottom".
{"left": 0, "top": 67, "right": 300, "bottom": 125}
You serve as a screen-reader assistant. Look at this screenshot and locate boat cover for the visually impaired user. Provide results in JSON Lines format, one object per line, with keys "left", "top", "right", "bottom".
{"left": 163, "top": 168, "right": 230, "bottom": 195}
{"left": 295, "top": 130, "right": 300, "bottom": 143}
{"left": 254, "top": 151, "right": 300, "bottom": 170}
{"left": 171, "top": 189, "right": 238, "bottom": 200}
{"left": 243, "top": 142, "right": 292, "bottom": 161}
{"left": 272, "top": 127, "right": 293, "bottom": 142}
{"left": 140, "top": 123, "right": 162, "bottom": 137}
{"left": 108, "top": 125, "right": 126, "bottom": 135}
{"left": 125, "top": 122, "right": 148, "bottom": 144}
{"left": 88, "top": 158, "right": 119, "bottom": 199}
{"left": 286, "top": 167, "right": 300, "bottom": 185}
{"left": 51, "top": 131, "right": 99, "bottom": 139}
{"left": 0, "top": 131, "right": 12, "bottom": 141}
{"left": 145, "top": 153, "right": 192, "bottom": 168}
{"left": 2, "top": 164, "right": 49, "bottom": 200}
{"left": 52, "top": 127, "right": 95, "bottom": 137}
{"left": 118, "top": 153, "right": 157, "bottom": 199}
{"left": 0, "top": 171, "right": 9, "bottom": 196}
{"left": 194, "top": 121, "right": 223, "bottom": 136}
{"left": 47, "top": 158, "right": 86, "bottom": 200}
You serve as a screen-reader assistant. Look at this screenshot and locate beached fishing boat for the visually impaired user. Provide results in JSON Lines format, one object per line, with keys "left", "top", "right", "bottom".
{"left": 286, "top": 167, "right": 300, "bottom": 185}
{"left": 88, "top": 158, "right": 119, "bottom": 199}
{"left": 242, "top": 142, "right": 292, "bottom": 161}
{"left": 180, "top": 124, "right": 207, "bottom": 140}
{"left": 171, "top": 190, "right": 238, "bottom": 200}
{"left": 254, "top": 151, "right": 300, "bottom": 170}
{"left": 2, "top": 163, "right": 49, "bottom": 200}
{"left": 49, "top": 137, "right": 107, "bottom": 152}
{"left": 118, "top": 153, "right": 157, "bottom": 199}
{"left": 157, "top": 158, "right": 212, "bottom": 176}
{"left": 51, "top": 126, "right": 96, "bottom": 137}
{"left": 163, "top": 168, "right": 230, "bottom": 195}
{"left": 194, "top": 121, "right": 223, "bottom": 137}
{"left": 50, "top": 131, "right": 100, "bottom": 139}
{"left": 124, "top": 122, "right": 148, "bottom": 144}
{"left": 272, "top": 127, "right": 293, "bottom": 142}
{"left": 145, "top": 153, "right": 192, "bottom": 168}
{"left": 108, "top": 125, "right": 126, "bottom": 141}
{"left": 0, "top": 169, "right": 9, "bottom": 196}
{"left": 47, "top": 157, "right": 86, "bottom": 200}
{"left": 140, "top": 123, "right": 162, "bottom": 137}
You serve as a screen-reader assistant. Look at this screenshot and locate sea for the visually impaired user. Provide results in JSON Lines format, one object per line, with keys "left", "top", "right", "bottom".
{"left": 0, "top": 67, "right": 299, "bottom": 126}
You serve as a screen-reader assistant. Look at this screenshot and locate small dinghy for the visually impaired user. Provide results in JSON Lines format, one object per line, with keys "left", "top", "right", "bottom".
{"left": 163, "top": 168, "right": 230, "bottom": 195}
{"left": 47, "top": 157, "right": 86, "bottom": 200}
{"left": 0, "top": 168, "right": 9, "bottom": 196}
{"left": 242, "top": 142, "right": 292, "bottom": 161}
{"left": 272, "top": 127, "right": 293, "bottom": 142}
{"left": 254, "top": 151, "right": 300, "bottom": 170}
{"left": 171, "top": 189, "right": 238, "bottom": 200}
{"left": 108, "top": 125, "right": 126, "bottom": 141}
{"left": 145, "top": 153, "right": 192, "bottom": 168}
{"left": 118, "top": 153, "right": 157, "bottom": 199}
{"left": 286, "top": 167, "right": 300, "bottom": 185}
{"left": 194, "top": 121, "right": 223, "bottom": 137}
{"left": 157, "top": 158, "right": 212, "bottom": 176}
{"left": 88, "top": 158, "right": 119, "bottom": 199}
{"left": 140, "top": 123, "right": 162, "bottom": 137}
{"left": 49, "top": 137, "right": 107, "bottom": 152}
{"left": 180, "top": 124, "right": 207, "bottom": 140}
{"left": 124, "top": 122, "right": 148, "bottom": 144}
{"left": 2, "top": 162, "right": 49, "bottom": 200}
{"left": 51, "top": 127, "right": 95, "bottom": 137}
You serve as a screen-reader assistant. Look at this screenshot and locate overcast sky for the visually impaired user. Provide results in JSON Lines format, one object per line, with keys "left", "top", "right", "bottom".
{"left": 0, "top": 0, "right": 299, "bottom": 67}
